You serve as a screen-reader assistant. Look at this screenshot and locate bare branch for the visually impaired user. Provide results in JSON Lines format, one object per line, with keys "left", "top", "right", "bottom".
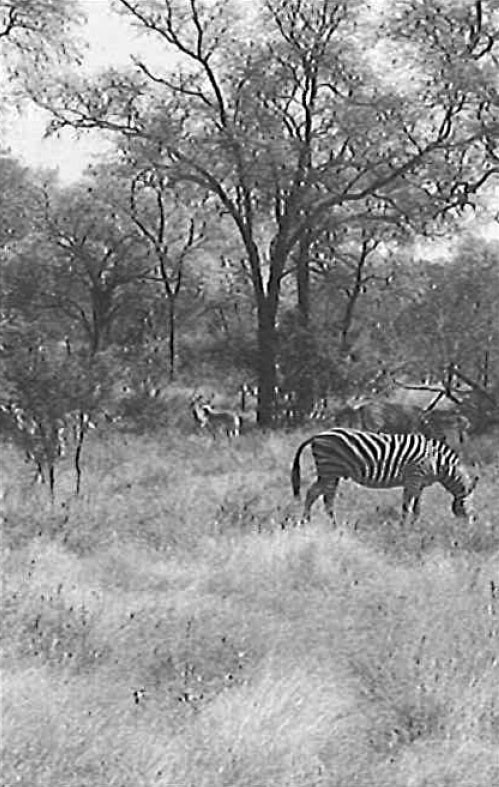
{"left": 0, "top": 4, "right": 17, "bottom": 38}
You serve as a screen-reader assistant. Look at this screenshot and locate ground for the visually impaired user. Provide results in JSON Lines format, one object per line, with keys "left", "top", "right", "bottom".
{"left": 1, "top": 421, "right": 498, "bottom": 787}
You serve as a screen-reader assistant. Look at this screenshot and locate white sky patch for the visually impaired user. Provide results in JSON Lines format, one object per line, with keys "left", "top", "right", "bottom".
{"left": 3, "top": 0, "right": 387, "bottom": 182}
{"left": 81, "top": 0, "right": 170, "bottom": 72}
{"left": 366, "top": 39, "right": 426, "bottom": 96}
{"left": 3, "top": 0, "right": 170, "bottom": 182}
{"left": 4, "top": 102, "right": 115, "bottom": 181}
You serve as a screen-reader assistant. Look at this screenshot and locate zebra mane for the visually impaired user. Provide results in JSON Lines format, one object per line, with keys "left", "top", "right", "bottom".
{"left": 426, "top": 436, "right": 457, "bottom": 456}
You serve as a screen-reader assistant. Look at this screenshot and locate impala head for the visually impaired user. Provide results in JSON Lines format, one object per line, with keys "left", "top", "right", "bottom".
{"left": 190, "top": 390, "right": 214, "bottom": 405}
{"left": 189, "top": 392, "right": 207, "bottom": 424}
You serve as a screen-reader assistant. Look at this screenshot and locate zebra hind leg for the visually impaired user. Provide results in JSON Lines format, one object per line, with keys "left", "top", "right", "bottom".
{"left": 300, "top": 480, "right": 326, "bottom": 525}
{"left": 302, "top": 477, "right": 339, "bottom": 525}
{"left": 323, "top": 478, "right": 340, "bottom": 527}
{"left": 401, "top": 490, "right": 413, "bottom": 526}
{"left": 401, "top": 487, "right": 422, "bottom": 526}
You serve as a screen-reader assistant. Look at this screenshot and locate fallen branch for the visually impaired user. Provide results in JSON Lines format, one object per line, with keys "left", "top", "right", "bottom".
{"left": 450, "top": 365, "right": 498, "bottom": 407}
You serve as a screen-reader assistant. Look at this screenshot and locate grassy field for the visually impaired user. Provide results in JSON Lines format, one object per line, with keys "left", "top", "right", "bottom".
{"left": 1, "top": 419, "right": 498, "bottom": 787}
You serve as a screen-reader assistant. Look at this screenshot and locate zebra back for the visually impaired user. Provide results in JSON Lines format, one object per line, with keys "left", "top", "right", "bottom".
{"left": 309, "top": 428, "right": 428, "bottom": 486}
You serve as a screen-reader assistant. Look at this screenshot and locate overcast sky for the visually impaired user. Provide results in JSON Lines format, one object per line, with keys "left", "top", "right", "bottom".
{"left": 4, "top": 0, "right": 158, "bottom": 182}
{"left": 2, "top": 0, "right": 385, "bottom": 184}
{"left": 3, "top": 0, "right": 499, "bottom": 238}
{"left": 0, "top": 0, "right": 404, "bottom": 184}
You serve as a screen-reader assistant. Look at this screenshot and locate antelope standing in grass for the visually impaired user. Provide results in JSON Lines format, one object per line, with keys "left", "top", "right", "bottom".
{"left": 190, "top": 394, "right": 242, "bottom": 438}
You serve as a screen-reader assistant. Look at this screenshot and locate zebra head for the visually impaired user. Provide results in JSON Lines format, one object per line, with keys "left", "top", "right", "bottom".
{"left": 428, "top": 441, "right": 478, "bottom": 523}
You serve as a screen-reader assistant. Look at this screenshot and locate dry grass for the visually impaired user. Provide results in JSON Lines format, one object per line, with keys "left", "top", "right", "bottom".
{"left": 1, "top": 424, "right": 498, "bottom": 787}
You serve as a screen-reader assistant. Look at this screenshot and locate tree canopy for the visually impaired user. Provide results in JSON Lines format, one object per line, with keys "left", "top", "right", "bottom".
{"left": 2, "top": 0, "right": 499, "bottom": 427}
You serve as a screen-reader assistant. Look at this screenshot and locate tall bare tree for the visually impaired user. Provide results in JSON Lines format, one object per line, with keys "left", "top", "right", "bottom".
{"left": 37, "top": 0, "right": 499, "bottom": 424}
{"left": 41, "top": 183, "right": 148, "bottom": 355}
{"left": 127, "top": 169, "right": 206, "bottom": 378}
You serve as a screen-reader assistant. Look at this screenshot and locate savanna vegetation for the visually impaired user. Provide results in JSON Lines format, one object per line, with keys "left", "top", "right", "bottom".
{"left": 1, "top": 1, "right": 498, "bottom": 786}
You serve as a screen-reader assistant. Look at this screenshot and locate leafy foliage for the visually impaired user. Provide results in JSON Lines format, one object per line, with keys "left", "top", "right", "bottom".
{"left": 0, "top": 1, "right": 84, "bottom": 64}
{"left": 395, "top": 238, "right": 499, "bottom": 384}
{"left": 1, "top": 1, "right": 498, "bottom": 421}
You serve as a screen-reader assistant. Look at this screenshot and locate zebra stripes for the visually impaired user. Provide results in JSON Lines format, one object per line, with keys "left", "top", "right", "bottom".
{"left": 291, "top": 428, "right": 477, "bottom": 525}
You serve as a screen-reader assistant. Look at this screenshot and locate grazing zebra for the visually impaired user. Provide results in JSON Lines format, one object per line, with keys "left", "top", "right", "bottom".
{"left": 190, "top": 395, "right": 241, "bottom": 438}
{"left": 291, "top": 428, "right": 477, "bottom": 525}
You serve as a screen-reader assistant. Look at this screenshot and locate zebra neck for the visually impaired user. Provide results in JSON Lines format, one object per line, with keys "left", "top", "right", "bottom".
{"left": 438, "top": 461, "right": 468, "bottom": 497}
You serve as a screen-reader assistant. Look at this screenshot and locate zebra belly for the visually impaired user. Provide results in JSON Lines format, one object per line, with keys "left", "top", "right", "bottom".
{"left": 352, "top": 473, "right": 404, "bottom": 490}
{"left": 319, "top": 468, "right": 405, "bottom": 490}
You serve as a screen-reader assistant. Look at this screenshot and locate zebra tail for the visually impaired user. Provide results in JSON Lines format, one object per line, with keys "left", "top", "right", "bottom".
{"left": 291, "top": 438, "right": 313, "bottom": 498}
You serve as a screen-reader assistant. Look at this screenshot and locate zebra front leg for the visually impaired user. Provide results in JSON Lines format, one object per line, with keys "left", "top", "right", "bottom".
{"left": 401, "top": 489, "right": 413, "bottom": 526}
{"left": 412, "top": 494, "right": 422, "bottom": 521}
{"left": 401, "top": 487, "right": 422, "bottom": 526}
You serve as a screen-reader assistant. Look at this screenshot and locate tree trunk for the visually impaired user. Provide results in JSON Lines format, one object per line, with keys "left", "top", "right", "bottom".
{"left": 339, "top": 239, "right": 372, "bottom": 355}
{"left": 339, "top": 288, "right": 361, "bottom": 355}
{"left": 297, "top": 231, "right": 310, "bottom": 322}
{"left": 90, "top": 285, "right": 113, "bottom": 355}
{"left": 90, "top": 312, "right": 101, "bottom": 355}
{"left": 244, "top": 233, "right": 285, "bottom": 428}
{"left": 482, "top": 349, "right": 489, "bottom": 388}
{"left": 295, "top": 230, "right": 313, "bottom": 420}
{"left": 256, "top": 299, "right": 278, "bottom": 427}
{"left": 168, "top": 294, "right": 176, "bottom": 380}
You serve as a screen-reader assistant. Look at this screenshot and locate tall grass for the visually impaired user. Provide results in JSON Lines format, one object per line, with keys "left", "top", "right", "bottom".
{"left": 1, "top": 425, "right": 498, "bottom": 786}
